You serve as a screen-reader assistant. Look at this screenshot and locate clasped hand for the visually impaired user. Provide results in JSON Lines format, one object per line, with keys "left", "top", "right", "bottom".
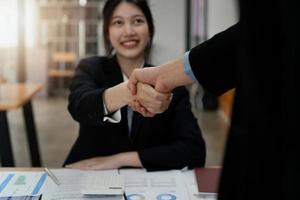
{"left": 127, "top": 62, "right": 188, "bottom": 117}
{"left": 130, "top": 82, "right": 172, "bottom": 117}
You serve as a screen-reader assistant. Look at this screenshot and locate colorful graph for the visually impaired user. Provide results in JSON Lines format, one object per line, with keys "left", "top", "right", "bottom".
{"left": 127, "top": 193, "right": 146, "bottom": 200}
{"left": 156, "top": 193, "right": 177, "bottom": 200}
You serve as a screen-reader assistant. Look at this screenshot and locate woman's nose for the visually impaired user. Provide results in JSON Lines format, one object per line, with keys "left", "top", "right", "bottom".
{"left": 124, "top": 23, "right": 135, "bottom": 35}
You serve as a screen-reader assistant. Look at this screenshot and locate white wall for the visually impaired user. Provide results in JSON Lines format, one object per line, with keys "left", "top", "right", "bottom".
{"left": 147, "top": 0, "right": 238, "bottom": 65}
{"left": 148, "top": 0, "right": 186, "bottom": 65}
{"left": 26, "top": 48, "right": 48, "bottom": 96}
{"left": 207, "top": 0, "right": 238, "bottom": 38}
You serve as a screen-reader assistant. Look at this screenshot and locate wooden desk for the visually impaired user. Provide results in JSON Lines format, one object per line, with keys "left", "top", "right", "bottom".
{"left": 48, "top": 69, "right": 75, "bottom": 78}
{"left": 0, "top": 83, "right": 43, "bottom": 167}
{"left": 219, "top": 89, "right": 235, "bottom": 118}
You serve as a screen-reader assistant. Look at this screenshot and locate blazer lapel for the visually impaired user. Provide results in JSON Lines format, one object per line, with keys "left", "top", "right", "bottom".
{"left": 103, "top": 56, "right": 124, "bottom": 86}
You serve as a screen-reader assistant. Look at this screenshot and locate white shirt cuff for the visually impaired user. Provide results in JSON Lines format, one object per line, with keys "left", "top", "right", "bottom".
{"left": 183, "top": 51, "right": 197, "bottom": 81}
{"left": 103, "top": 101, "right": 121, "bottom": 123}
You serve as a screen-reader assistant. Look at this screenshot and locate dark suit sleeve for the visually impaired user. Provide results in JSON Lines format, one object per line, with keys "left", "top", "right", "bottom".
{"left": 68, "top": 57, "right": 109, "bottom": 127}
{"left": 189, "top": 23, "right": 240, "bottom": 96}
{"left": 138, "top": 87, "right": 206, "bottom": 171}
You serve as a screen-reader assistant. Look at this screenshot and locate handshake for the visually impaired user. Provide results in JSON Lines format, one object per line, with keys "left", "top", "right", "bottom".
{"left": 128, "top": 81, "right": 172, "bottom": 117}
{"left": 127, "top": 66, "right": 173, "bottom": 117}
{"left": 126, "top": 60, "right": 194, "bottom": 117}
{"left": 104, "top": 59, "right": 194, "bottom": 117}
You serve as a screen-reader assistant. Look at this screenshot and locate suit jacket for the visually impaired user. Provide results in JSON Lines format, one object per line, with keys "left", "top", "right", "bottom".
{"left": 189, "top": 0, "right": 300, "bottom": 199}
{"left": 65, "top": 56, "right": 206, "bottom": 171}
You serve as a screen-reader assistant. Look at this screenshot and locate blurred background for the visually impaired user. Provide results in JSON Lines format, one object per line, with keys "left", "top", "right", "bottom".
{"left": 0, "top": 0, "right": 237, "bottom": 167}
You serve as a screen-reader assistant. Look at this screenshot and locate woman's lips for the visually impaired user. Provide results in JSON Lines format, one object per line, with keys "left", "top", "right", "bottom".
{"left": 121, "top": 40, "right": 139, "bottom": 48}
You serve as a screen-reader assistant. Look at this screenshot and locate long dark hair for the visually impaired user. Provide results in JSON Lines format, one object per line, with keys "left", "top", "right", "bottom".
{"left": 102, "top": 0, "right": 155, "bottom": 57}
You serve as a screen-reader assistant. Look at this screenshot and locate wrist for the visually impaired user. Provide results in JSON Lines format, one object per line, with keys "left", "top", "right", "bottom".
{"left": 104, "top": 82, "right": 132, "bottom": 113}
{"left": 115, "top": 153, "right": 127, "bottom": 167}
{"left": 119, "top": 81, "right": 132, "bottom": 105}
{"left": 115, "top": 152, "right": 142, "bottom": 168}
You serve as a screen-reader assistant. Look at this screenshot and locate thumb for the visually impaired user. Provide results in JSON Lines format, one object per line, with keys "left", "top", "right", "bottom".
{"left": 155, "top": 77, "right": 171, "bottom": 93}
{"left": 128, "top": 69, "right": 139, "bottom": 95}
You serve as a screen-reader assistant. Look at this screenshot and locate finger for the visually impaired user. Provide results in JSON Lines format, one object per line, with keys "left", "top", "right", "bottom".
{"left": 81, "top": 166, "right": 95, "bottom": 170}
{"left": 161, "top": 96, "right": 172, "bottom": 111}
{"left": 138, "top": 82, "right": 171, "bottom": 101}
{"left": 153, "top": 91, "right": 172, "bottom": 101}
{"left": 137, "top": 84, "right": 172, "bottom": 110}
{"left": 66, "top": 163, "right": 85, "bottom": 169}
{"left": 134, "top": 100, "right": 146, "bottom": 113}
{"left": 128, "top": 83, "right": 137, "bottom": 96}
{"left": 65, "top": 161, "right": 84, "bottom": 168}
{"left": 128, "top": 102, "right": 133, "bottom": 107}
{"left": 128, "top": 70, "right": 139, "bottom": 95}
{"left": 140, "top": 107, "right": 156, "bottom": 117}
{"left": 139, "top": 107, "right": 148, "bottom": 116}
{"left": 79, "top": 165, "right": 101, "bottom": 170}
{"left": 131, "top": 99, "right": 155, "bottom": 116}
{"left": 143, "top": 111, "right": 156, "bottom": 117}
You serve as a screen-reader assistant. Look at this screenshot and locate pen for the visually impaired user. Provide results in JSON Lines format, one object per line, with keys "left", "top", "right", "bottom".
{"left": 44, "top": 168, "right": 61, "bottom": 186}
{"left": 123, "top": 192, "right": 128, "bottom": 200}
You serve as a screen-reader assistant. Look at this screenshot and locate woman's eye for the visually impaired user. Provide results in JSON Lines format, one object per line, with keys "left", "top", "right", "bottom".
{"left": 112, "top": 20, "right": 123, "bottom": 26}
{"left": 133, "top": 18, "right": 145, "bottom": 25}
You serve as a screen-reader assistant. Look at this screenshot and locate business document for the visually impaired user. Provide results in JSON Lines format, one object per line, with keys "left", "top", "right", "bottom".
{"left": 0, "top": 171, "right": 47, "bottom": 199}
{"left": 120, "top": 169, "right": 190, "bottom": 200}
{"left": 42, "top": 169, "right": 124, "bottom": 200}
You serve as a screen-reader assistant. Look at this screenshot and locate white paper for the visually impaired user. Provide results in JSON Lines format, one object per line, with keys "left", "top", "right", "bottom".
{"left": 120, "top": 169, "right": 191, "bottom": 200}
{"left": 41, "top": 169, "right": 123, "bottom": 200}
{"left": 0, "top": 171, "right": 47, "bottom": 198}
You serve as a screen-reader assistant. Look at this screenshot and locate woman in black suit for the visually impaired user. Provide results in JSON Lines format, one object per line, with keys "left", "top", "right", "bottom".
{"left": 64, "top": 0, "right": 205, "bottom": 171}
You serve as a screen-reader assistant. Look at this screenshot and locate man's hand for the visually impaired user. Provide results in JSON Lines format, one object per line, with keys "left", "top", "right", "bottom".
{"left": 130, "top": 82, "right": 172, "bottom": 117}
{"left": 128, "top": 58, "right": 193, "bottom": 95}
{"left": 128, "top": 67, "right": 160, "bottom": 95}
{"left": 128, "top": 58, "right": 194, "bottom": 116}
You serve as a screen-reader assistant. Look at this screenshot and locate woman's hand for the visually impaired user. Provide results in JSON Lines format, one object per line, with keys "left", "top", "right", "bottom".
{"left": 130, "top": 82, "right": 172, "bottom": 117}
{"left": 65, "top": 155, "right": 121, "bottom": 170}
{"left": 65, "top": 152, "right": 142, "bottom": 170}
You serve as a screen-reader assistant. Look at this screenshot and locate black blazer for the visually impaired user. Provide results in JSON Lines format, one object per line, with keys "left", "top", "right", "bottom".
{"left": 189, "top": 0, "right": 300, "bottom": 198}
{"left": 65, "top": 56, "right": 205, "bottom": 171}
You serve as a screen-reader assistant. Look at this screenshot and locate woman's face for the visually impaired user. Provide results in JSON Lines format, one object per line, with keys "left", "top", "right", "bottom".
{"left": 108, "top": 2, "right": 150, "bottom": 60}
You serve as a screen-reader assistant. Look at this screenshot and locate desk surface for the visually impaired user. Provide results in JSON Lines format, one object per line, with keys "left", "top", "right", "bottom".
{"left": 0, "top": 83, "right": 43, "bottom": 111}
{"left": 0, "top": 168, "right": 220, "bottom": 200}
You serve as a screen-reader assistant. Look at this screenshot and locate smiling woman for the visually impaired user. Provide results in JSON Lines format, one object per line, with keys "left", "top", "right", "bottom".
{"left": 64, "top": 0, "right": 206, "bottom": 171}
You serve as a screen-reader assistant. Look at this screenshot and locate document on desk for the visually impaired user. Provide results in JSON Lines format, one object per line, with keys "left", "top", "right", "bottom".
{"left": 42, "top": 169, "right": 124, "bottom": 200}
{"left": 120, "top": 169, "right": 190, "bottom": 200}
{"left": 0, "top": 171, "right": 47, "bottom": 199}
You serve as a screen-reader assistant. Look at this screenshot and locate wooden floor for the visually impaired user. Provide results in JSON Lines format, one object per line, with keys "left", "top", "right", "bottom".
{"left": 3, "top": 96, "right": 229, "bottom": 167}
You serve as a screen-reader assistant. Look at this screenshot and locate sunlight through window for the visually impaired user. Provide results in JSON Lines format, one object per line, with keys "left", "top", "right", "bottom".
{"left": 0, "top": 0, "right": 18, "bottom": 47}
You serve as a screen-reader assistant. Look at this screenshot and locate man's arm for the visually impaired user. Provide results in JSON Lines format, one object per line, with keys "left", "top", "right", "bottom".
{"left": 128, "top": 58, "right": 194, "bottom": 94}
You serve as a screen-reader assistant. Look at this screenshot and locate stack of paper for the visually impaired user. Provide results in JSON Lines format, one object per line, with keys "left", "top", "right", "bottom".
{"left": 42, "top": 169, "right": 125, "bottom": 200}
{"left": 119, "top": 169, "right": 190, "bottom": 200}
{"left": 0, "top": 171, "right": 47, "bottom": 200}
